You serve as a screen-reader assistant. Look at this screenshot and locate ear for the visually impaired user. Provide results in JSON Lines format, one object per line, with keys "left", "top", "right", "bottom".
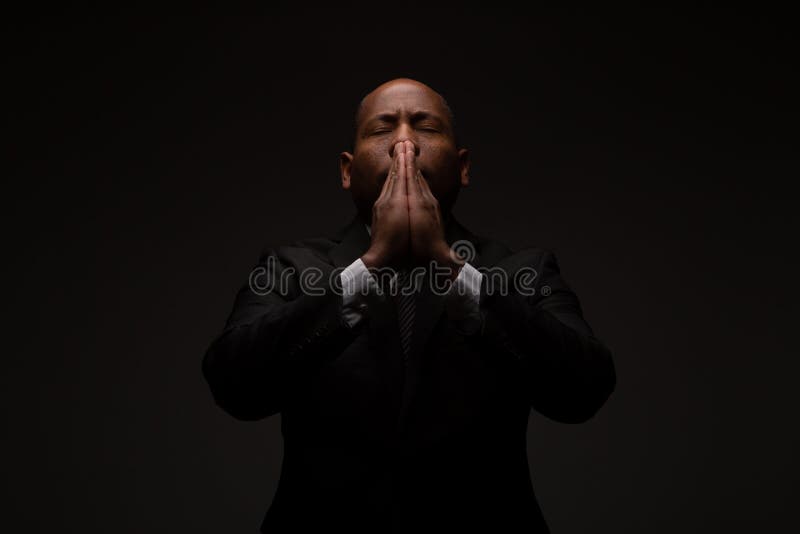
{"left": 340, "top": 151, "right": 354, "bottom": 190}
{"left": 458, "top": 148, "right": 470, "bottom": 187}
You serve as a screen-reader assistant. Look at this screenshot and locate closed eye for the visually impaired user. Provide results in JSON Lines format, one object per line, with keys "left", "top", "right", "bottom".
{"left": 416, "top": 122, "right": 441, "bottom": 132}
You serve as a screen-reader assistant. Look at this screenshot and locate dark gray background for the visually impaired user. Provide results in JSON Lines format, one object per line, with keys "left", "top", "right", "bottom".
{"left": 5, "top": 9, "right": 798, "bottom": 533}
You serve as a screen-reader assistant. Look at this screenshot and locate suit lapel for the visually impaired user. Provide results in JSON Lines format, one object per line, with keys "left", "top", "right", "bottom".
{"left": 329, "top": 215, "right": 371, "bottom": 270}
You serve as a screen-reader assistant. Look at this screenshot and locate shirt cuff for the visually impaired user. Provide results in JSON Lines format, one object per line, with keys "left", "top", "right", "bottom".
{"left": 443, "top": 262, "right": 484, "bottom": 335}
{"left": 340, "top": 258, "right": 378, "bottom": 328}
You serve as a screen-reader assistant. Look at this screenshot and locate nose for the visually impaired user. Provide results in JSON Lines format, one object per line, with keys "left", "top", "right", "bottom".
{"left": 388, "top": 134, "right": 420, "bottom": 158}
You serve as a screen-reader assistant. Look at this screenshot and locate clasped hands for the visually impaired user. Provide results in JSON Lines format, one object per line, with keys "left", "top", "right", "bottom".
{"left": 361, "top": 140, "right": 463, "bottom": 281}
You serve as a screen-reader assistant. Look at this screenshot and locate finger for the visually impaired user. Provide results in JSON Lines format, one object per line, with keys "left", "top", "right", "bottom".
{"left": 410, "top": 167, "right": 425, "bottom": 202}
{"left": 405, "top": 141, "right": 421, "bottom": 203}
{"left": 417, "top": 171, "right": 437, "bottom": 204}
{"left": 393, "top": 141, "right": 407, "bottom": 199}
{"left": 405, "top": 140, "right": 416, "bottom": 186}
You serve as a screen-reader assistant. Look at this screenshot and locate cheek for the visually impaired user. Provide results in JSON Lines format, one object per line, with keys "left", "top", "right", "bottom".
{"left": 420, "top": 143, "right": 458, "bottom": 173}
{"left": 354, "top": 145, "right": 389, "bottom": 172}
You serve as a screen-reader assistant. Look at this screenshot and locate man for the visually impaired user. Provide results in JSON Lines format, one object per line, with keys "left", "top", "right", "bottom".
{"left": 202, "top": 78, "right": 616, "bottom": 533}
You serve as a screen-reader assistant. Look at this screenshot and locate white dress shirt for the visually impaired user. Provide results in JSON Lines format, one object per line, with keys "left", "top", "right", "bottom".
{"left": 339, "top": 224, "right": 484, "bottom": 335}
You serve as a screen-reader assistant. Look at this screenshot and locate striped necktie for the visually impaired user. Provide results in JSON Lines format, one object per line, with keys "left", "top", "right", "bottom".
{"left": 393, "top": 269, "right": 416, "bottom": 362}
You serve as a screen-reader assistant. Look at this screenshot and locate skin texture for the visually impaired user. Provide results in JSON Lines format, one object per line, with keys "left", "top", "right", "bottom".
{"left": 339, "top": 79, "right": 471, "bottom": 278}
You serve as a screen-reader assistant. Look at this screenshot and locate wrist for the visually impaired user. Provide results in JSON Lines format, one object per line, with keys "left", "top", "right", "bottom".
{"left": 432, "top": 241, "right": 464, "bottom": 281}
{"left": 361, "top": 248, "right": 385, "bottom": 270}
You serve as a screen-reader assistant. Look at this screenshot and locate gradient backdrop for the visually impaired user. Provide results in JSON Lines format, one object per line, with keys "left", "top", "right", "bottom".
{"left": 5, "top": 9, "right": 798, "bottom": 533}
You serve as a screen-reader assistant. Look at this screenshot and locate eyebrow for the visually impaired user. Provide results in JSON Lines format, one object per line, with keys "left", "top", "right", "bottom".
{"left": 367, "top": 110, "right": 445, "bottom": 125}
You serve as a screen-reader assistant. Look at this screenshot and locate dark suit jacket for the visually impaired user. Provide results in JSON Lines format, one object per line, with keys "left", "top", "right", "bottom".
{"left": 202, "top": 214, "right": 616, "bottom": 533}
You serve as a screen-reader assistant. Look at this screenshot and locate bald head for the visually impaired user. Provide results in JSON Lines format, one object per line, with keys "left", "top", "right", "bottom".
{"left": 353, "top": 78, "right": 456, "bottom": 149}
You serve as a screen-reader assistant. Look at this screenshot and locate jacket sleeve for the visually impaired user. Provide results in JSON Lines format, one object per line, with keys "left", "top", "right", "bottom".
{"left": 474, "top": 249, "right": 617, "bottom": 424}
{"left": 202, "top": 247, "right": 360, "bottom": 421}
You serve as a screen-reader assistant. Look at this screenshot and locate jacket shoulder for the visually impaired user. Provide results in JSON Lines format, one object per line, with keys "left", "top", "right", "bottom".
{"left": 255, "top": 235, "right": 338, "bottom": 269}
{"left": 473, "top": 233, "right": 555, "bottom": 272}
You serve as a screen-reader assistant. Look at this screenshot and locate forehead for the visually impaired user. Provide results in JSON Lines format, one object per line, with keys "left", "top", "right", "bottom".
{"left": 359, "top": 82, "right": 449, "bottom": 123}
